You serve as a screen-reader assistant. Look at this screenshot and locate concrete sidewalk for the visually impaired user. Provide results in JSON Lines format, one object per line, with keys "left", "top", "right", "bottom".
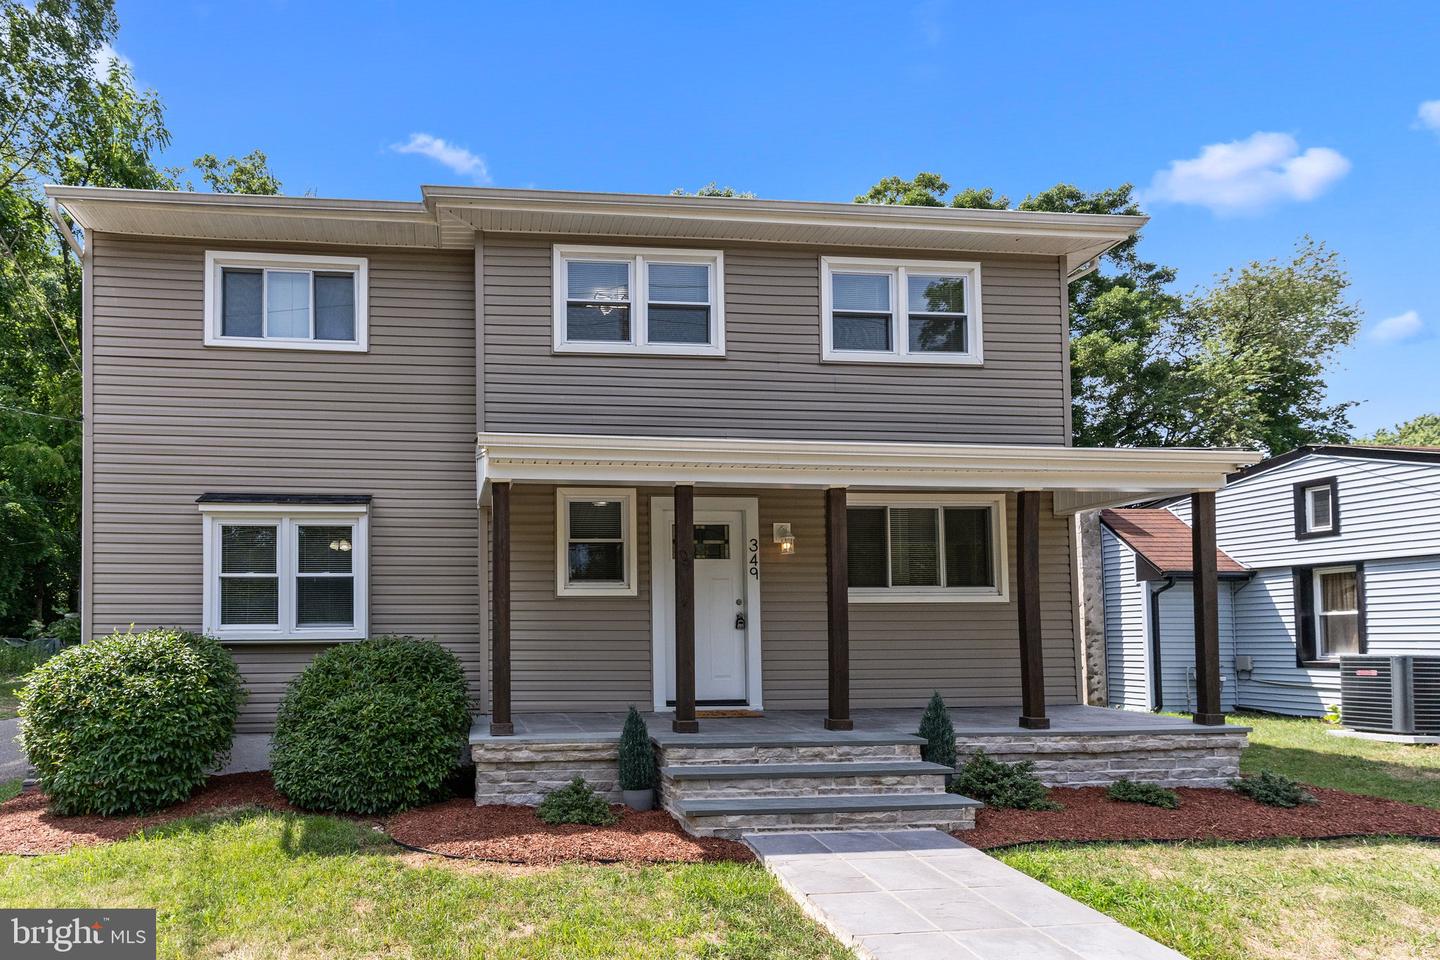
{"left": 746, "top": 829, "right": 1186, "bottom": 960}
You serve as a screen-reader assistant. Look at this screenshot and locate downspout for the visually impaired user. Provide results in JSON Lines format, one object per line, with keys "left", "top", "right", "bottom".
{"left": 1149, "top": 577, "right": 1178, "bottom": 712}
{"left": 48, "top": 198, "right": 85, "bottom": 257}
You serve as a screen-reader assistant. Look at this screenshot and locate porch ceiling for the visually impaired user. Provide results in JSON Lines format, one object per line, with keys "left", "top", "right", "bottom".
{"left": 475, "top": 432, "right": 1260, "bottom": 511}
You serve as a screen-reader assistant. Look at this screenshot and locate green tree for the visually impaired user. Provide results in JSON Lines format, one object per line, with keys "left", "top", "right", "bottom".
{"left": 670, "top": 181, "right": 754, "bottom": 198}
{"left": 191, "top": 149, "right": 281, "bottom": 195}
{"left": 1361, "top": 413, "right": 1440, "bottom": 446}
{"left": 854, "top": 172, "right": 1008, "bottom": 209}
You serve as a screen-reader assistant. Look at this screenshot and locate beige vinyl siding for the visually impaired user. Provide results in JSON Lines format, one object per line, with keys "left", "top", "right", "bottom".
{"left": 88, "top": 234, "right": 480, "bottom": 732}
{"left": 503, "top": 485, "right": 1078, "bottom": 712}
{"left": 482, "top": 238, "right": 1069, "bottom": 444}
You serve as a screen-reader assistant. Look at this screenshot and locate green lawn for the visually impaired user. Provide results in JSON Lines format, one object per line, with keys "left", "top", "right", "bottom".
{"left": 1234, "top": 711, "right": 1440, "bottom": 808}
{"left": 997, "top": 838, "right": 1440, "bottom": 960}
{"left": 0, "top": 809, "right": 852, "bottom": 960}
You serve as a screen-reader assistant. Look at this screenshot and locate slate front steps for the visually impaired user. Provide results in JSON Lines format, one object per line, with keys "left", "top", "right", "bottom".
{"left": 655, "top": 732, "right": 981, "bottom": 838}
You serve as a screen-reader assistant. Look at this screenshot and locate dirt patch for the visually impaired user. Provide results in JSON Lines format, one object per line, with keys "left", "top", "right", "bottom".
{"left": 961, "top": 785, "right": 1440, "bottom": 849}
{"left": 386, "top": 798, "right": 754, "bottom": 865}
{"left": 0, "top": 772, "right": 298, "bottom": 855}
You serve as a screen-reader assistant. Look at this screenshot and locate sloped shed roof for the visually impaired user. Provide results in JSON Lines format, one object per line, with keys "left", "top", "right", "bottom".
{"left": 1100, "top": 509, "right": 1249, "bottom": 578}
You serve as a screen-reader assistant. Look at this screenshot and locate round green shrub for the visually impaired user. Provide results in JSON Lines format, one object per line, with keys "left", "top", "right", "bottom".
{"left": 270, "top": 635, "right": 470, "bottom": 815}
{"left": 19, "top": 628, "right": 244, "bottom": 815}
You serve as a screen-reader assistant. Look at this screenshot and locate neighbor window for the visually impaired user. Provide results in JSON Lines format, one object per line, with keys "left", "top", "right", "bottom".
{"left": 1294, "top": 477, "right": 1340, "bottom": 538}
{"left": 205, "top": 251, "right": 368, "bottom": 350}
{"left": 201, "top": 503, "right": 368, "bottom": 641}
{"left": 1313, "top": 565, "right": 1361, "bottom": 659}
{"left": 553, "top": 246, "right": 724, "bottom": 356}
{"left": 846, "top": 495, "right": 1006, "bottom": 601}
{"left": 556, "top": 488, "right": 638, "bottom": 596}
{"left": 821, "top": 257, "right": 982, "bottom": 364}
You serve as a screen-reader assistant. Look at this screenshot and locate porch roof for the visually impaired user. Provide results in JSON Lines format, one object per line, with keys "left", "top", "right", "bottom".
{"left": 476, "top": 432, "right": 1260, "bottom": 513}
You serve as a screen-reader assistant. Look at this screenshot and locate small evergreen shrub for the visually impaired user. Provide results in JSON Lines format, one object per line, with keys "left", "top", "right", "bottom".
{"left": 1231, "top": 770, "right": 1316, "bottom": 808}
{"left": 537, "top": 777, "right": 619, "bottom": 826}
{"left": 271, "top": 635, "right": 470, "bottom": 815}
{"left": 1107, "top": 778, "right": 1181, "bottom": 809}
{"left": 20, "top": 628, "right": 244, "bottom": 815}
{"left": 917, "top": 691, "right": 957, "bottom": 769}
{"left": 617, "top": 706, "right": 656, "bottom": 791}
{"left": 952, "top": 750, "right": 1060, "bottom": 811}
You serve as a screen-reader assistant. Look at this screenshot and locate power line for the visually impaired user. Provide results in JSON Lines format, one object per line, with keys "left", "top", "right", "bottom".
{"left": 0, "top": 403, "right": 82, "bottom": 423}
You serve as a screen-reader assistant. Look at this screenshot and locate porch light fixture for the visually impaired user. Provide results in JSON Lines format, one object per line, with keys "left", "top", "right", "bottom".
{"left": 773, "top": 522, "right": 796, "bottom": 555}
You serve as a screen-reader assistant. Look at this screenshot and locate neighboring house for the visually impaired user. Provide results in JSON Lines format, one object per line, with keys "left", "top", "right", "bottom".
{"left": 1101, "top": 445, "right": 1440, "bottom": 717}
{"left": 48, "top": 183, "right": 1256, "bottom": 833}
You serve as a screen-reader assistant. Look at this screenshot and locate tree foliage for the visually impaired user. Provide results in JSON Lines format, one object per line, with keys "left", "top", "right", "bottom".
{"left": 0, "top": 0, "right": 281, "bottom": 633}
{"left": 1363, "top": 413, "right": 1440, "bottom": 447}
{"left": 854, "top": 172, "right": 1361, "bottom": 453}
{"left": 670, "top": 181, "right": 754, "bottom": 198}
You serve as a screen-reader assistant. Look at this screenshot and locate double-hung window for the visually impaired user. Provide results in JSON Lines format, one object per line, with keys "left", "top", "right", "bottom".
{"left": 555, "top": 488, "right": 638, "bottom": 596}
{"left": 200, "top": 500, "right": 369, "bottom": 640}
{"left": 553, "top": 246, "right": 724, "bottom": 356}
{"left": 205, "top": 251, "right": 368, "bottom": 351}
{"left": 1295, "top": 477, "right": 1340, "bottom": 538}
{"left": 821, "top": 257, "right": 982, "bottom": 364}
{"left": 1313, "top": 565, "right": 1361, "bottom": 659}
{"left": 845, "top": 494, "right": 1007, "bottom": 601}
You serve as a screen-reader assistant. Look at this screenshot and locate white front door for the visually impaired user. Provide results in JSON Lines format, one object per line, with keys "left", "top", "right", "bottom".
{"left": 652, "top": 498, "right": 762, "bottom": 708}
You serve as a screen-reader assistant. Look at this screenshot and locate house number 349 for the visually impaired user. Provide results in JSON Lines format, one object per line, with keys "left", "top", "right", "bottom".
{"left": 749, "top": 538, "right": 760, "bottom": 579}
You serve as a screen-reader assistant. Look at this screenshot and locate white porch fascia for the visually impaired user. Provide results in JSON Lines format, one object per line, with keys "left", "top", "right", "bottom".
{"left": 476, "top": 432, "right": 1260, "bottom": 510}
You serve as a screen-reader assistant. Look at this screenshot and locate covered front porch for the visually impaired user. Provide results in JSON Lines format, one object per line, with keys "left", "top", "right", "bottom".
{"left": 477, "top": 432, "right": 1258, "bottom": 740}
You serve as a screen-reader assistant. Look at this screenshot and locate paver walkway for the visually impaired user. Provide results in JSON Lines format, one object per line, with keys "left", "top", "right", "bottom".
{"left": 746, "top": 829, "right": 1186, "bottom": 960}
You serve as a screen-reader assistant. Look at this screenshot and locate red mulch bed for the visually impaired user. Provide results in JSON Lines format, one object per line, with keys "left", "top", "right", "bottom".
{"left": 962, "top": 786, "right": 1440, "bottom": 849}
{"left": 386, "top": 798, "right": 753, "bottom": 865}
{"left": 0, "top": 772, "right": 297, "bottom": 855}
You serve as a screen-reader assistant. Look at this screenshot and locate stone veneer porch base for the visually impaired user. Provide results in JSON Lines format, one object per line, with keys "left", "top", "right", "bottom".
{"left": 956, "top": 730, "right": 1248, "bottom": 788}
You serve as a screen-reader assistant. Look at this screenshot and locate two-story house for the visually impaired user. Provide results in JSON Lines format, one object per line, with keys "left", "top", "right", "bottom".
{"left": 1101, "top": 444, "right": 1440, "bottom": 718}
{"left": 49, "top": 184, "right": 1256, "bottom": 835}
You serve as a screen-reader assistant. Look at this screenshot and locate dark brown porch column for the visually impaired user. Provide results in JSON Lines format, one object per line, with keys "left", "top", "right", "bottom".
{"left": 824, "top": 486, "right": 853, "bottom": 731}
{"left": 1191, "top": 490, "right": 1225, "bottom": 725}
{"left": 489, "top": 481, "right": 514, "bottom": 736}
{"left": 1016, "top": 491, "right": 1050, "bottom": 730}
{"left": 672, "top": 484, "right": 699, "bottom": 733}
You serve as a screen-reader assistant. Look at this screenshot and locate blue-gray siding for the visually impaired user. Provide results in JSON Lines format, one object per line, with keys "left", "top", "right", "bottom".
{"left": 1102, "top": 527, "right": 1149, "bottom": 710}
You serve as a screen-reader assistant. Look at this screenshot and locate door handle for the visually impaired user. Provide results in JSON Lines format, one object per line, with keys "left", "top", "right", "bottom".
{"left": 735, "top": 613, "right": 746, "bottom": 630}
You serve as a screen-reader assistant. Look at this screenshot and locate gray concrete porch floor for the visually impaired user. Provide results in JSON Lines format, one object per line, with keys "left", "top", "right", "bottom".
{"left": 469, "top": 704, "right": 1246, "bottom": 744}
{"left": 749, "top": 829, "right": 1187, "bottom": 960}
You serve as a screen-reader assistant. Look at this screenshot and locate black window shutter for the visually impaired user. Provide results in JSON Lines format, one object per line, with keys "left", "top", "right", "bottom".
{"left": 1355, "top": 563, "right": 1369, "bottom": 654}
{"left": 1293, "top": 567, "right": 1317, "bottom": 664}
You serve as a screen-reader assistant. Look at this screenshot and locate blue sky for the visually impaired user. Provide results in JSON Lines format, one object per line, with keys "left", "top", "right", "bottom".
{"left": 111, "top": 0, "right": 1439, "bottom": 435}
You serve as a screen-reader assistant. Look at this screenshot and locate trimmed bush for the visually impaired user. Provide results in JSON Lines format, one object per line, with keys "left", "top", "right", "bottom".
{"left": 1107, "top": 778, "right": 1180, "bottom": 809}
{"left": 1232, "top": 770, "right": 1316, "bottom": 808}
{"left": 270, "top": 635, "right": 470, "bottom": 815}
{"left": 918, "top": 691, "right": 957, "bottom": 769}
{"left": 952, "top": 750, "right": 1060, "bottom": 811}
{"left": 537, "top": 777, "right": 618, "bottom": 826}
{"left": 617, "top": 706, "right": 656, "bottom": 791}
{"left": 19, "top": 628, "right": 244, "bottom": 815}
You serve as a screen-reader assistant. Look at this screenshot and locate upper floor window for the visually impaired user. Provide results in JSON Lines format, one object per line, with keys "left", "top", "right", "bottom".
{"left": 821, "top": 257, "right": 982, "bottom": 365}
{"left": 552, "top": 246, "right": 725, "bottom": 357}
{"left": 199, "top": 499, "right": 369, "bottom": 641}
{"left": 1294, "top": 477, "right": 1340, "bottom": 538}
{"left": 204, "top": 251, "right": 368, "bottom": 351}
{"left": 845, "top": 493, "right": 1007, "bottom": 602}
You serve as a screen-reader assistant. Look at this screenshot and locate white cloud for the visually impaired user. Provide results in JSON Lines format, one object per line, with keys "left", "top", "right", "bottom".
{"left": 91, "top": 42, "right": 132, "bottom": 81}
{"left": 1416, "top": 100, "right": 1440, "bottom": 133}
{"left": 1145, "top": 132, "right": 1350, "bottom": 215}
{"left": 1370, "top": 310, "right": 1424, "bottom": 344}
{"left": 390, "top": 133, "right": 490, "bottom": 182}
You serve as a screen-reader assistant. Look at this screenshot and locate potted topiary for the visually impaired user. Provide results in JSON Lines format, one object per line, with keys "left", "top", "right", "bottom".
{"left": 918, "top": 691, "right": 957, "bottom": 787}
{"left": 618, "top": 705, "right": 657, "bottom": 810}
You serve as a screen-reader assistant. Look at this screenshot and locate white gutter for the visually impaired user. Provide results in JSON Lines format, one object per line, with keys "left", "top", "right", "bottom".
{"left": 48, "top": 197, "right": 84, "bottom": 257}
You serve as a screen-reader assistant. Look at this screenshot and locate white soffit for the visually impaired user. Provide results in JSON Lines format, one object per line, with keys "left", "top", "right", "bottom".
{"left": 475, "top": 433, "right": 1259, "bottom": 505}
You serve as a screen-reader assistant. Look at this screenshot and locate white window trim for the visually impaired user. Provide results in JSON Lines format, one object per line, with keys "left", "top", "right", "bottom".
{"left": 555, "top": 487, "right": 639, "bottom": 597}
{"left": 1304, "top": 484, "right": 1334, "bottom": 533}
{"left": 552, "top": 245, "right": 725, "bottom": 357}
{"left": 847, "top": 492, "right": 1008, "bottom": 602}
{"left": 1313, "top": 564, "right": 1358, "bottom": 660}
{"left": 821, "top": 256, "right": 983, "bottom": 365}
{"left": 200, "top": 503, "right": 369, "bottom": 642}
{"left": 204, "top": 250, "right": 369, "bottom": 352}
